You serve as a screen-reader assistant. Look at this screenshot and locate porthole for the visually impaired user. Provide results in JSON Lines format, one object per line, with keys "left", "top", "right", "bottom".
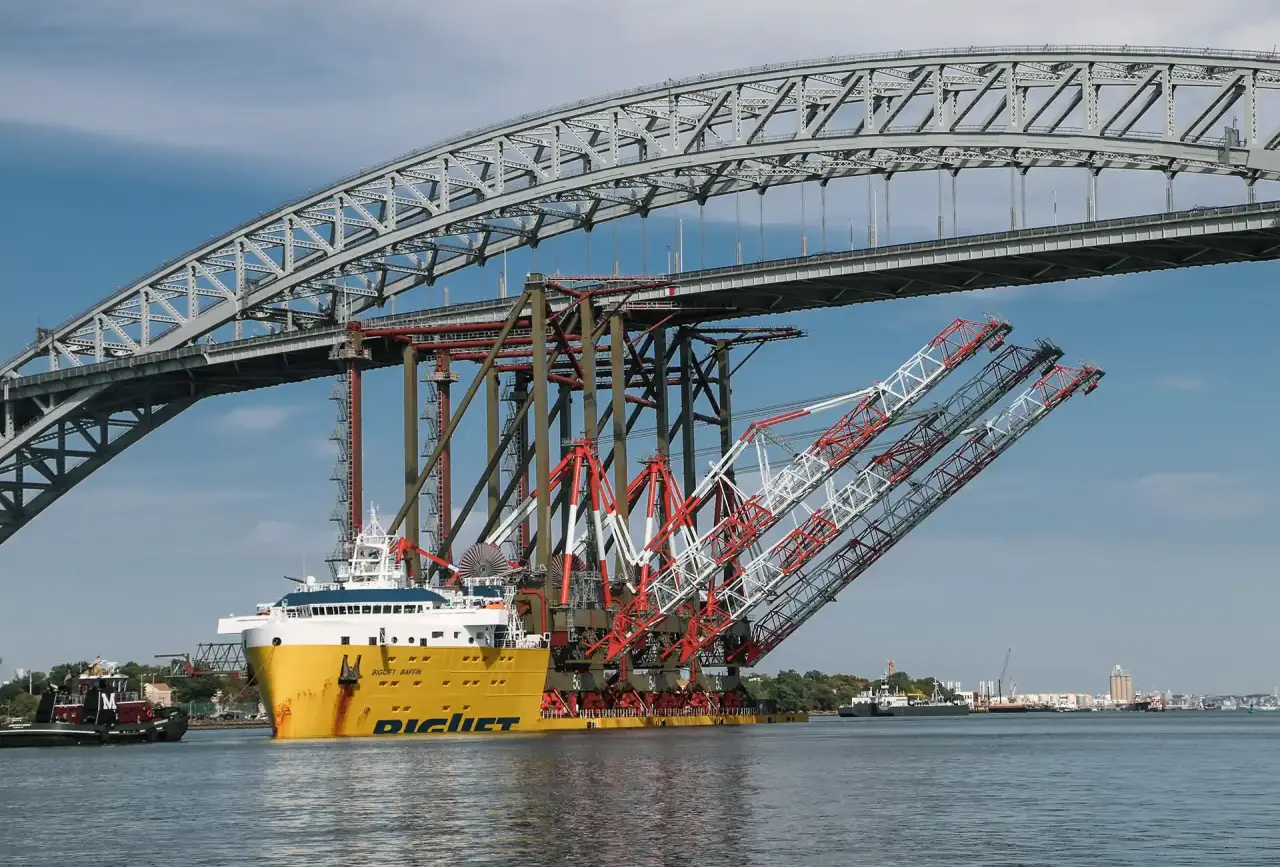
{"left": 392, "top": 636, "right": 398, "bottom": 644}
{"left": 271, "top": 637, "right": 282, "bottom": 646}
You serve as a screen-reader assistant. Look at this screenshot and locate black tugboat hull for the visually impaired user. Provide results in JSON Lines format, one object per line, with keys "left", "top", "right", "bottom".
{"left": 0, "top": 725, "right": 105, "bottom": 748}
{"left": 837, "top": 703, "right": 877, "bottom": 717}
{"left": 0, "top": 713, "right": 188, "bottom": 748}
{"left": 882, "top": 704, "right": 969, "bottom": 717}
{"left": 838, "top": 703, "right": 969, "bottom": 717}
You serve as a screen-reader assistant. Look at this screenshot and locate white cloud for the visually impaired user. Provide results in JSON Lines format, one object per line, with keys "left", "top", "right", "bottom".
{"left": 3, "top": 1, "right": 1277, "bottom": 172}
{"left": 1156, "top": 374, "right": 1206, "bottom": 392}
{"left": 241, "top": 518, "right": 331, "bottom": 555}
{"left": 308, "top": 437, "right": 339, "bottom": 459}
{"left": 1128, "top": 472, "right": 1270, "bottom": 522}
{"left": 217, "top": 405, "right": 293, "bottom": 433}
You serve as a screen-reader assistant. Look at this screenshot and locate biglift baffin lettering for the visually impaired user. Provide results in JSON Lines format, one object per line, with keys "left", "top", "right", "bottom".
{"left": 373, "top": 714, "right": 521, "bottom": 734}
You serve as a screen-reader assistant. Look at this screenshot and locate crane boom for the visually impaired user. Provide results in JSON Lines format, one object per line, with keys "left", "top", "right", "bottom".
{"left": 998, "top": 646, "right": 1013, "bottom": 703}
{"left": 729, "top": 362, "right": 1104, "bottom": 668}
{"left": 592, "top": 316, "right": 1013, "bottom": 663}
{"left": 673, "top": 339, "right": 1064, "bottom": 663}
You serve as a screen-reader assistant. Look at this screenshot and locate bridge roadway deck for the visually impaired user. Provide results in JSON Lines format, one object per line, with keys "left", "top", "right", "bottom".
{"left": 7, "top": 200, "right": 1279, "bottom": 413}
{"left": 2, "top": 200, "right": 1277, "bottom": 543}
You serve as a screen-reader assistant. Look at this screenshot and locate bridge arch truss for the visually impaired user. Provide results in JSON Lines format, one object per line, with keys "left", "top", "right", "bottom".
{"left": 3, "top": 45, "right": 1280, "bottom": 542}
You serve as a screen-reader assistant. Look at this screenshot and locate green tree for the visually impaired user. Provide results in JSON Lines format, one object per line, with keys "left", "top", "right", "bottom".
{"left": 0, "top": 680, "right": 29, "bottom": 705}
{"left": 1, "top": 691, "right": 39, "bottom": 721}
{"left": 738, "top": 668, "right": 953, "bottom": 712}
{"left": 172, "top": 675, "right": 220, "bottom": 705}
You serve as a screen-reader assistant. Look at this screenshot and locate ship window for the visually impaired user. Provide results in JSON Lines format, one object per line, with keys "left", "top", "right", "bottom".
{"left": 339, "top": 606, "right": 347, "bottom": 615}
{"left": 362, "top": 605, "right": 372, "bottom": 614}
{"left": 393, "top": 605, "right": 402, "bottom": 614}
{"left": 368, "top": 637, "right": 377, "bottom": 645}
{"left": 432, "top": 631, "right": 444, "bottom": 639}
{"left": 373, "top": 605, "right": 383, "bottom": 614}
{"left": 341, "top": 636, "right": 349, "bottom": 645}
{"left": 454, "top": 631, "right": 461, "bottom": 639}
{"left": 408, "top": 637, "right": 415, "bottom": 644}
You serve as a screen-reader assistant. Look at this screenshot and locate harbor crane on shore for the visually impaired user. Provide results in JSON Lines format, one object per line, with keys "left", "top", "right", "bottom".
{"left": 998, "top": 646, "right": 1013, "bottom": 704}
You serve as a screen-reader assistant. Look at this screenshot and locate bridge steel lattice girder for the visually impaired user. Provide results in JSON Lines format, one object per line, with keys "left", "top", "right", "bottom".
{"left": 6, "top": 46, "right": 1280, "bottom": 383}
{"left": 3, "top": 44, "right": 1280, "bottom": 544}
{"left": 3, "top": 200, "right": 1280, "bottom": 543}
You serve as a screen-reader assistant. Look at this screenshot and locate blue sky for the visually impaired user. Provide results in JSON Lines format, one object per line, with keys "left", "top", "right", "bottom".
{"left": 3, "top": 3, "right": 1280, "bottom": 696}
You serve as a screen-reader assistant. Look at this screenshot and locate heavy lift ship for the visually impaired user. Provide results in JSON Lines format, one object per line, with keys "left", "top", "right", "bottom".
{"left": 218, "top": 301, "right": 1102, "bottom": 739}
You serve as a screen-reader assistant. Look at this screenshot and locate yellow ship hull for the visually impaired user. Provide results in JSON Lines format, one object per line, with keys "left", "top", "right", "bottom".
{"left": 246, "top": 643, "right": 807, "bottom": 739}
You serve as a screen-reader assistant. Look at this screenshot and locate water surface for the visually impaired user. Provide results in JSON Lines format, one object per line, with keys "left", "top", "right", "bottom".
{"left": 3, "top": 713, "right": 1277, "bottom": 866}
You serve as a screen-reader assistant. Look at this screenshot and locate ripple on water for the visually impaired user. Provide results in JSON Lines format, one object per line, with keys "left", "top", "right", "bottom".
{"left": 1, "top": 714, "right": 1278, "bottom": 866}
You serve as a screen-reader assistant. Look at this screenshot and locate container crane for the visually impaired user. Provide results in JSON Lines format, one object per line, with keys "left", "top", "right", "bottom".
{"left": 590, "top": 316, "right": 1013, "bottom": 664}
{"left": 727, "top": 362, "right": 1104, "bottom": 667}
{"left": 672, "top": 338, "right": 1063, "bottom": 663}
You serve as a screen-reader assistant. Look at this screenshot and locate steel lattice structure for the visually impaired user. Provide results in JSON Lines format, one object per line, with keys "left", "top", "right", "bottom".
{"left": 728, "top": 363, "right": 1104, "bottom": 667}
{"left": 674, "top": 337, "right": 1064, "bottom": 663}
{"left": 593, "top": 316, "right": 1010, "bottom": 663}
{"left": 2, "top": 45, "right": 1279, "bottom": 545}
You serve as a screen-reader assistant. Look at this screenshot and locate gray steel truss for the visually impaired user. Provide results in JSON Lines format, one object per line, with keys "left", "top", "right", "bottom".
{"left": 3, "top": 46, "right": 1280, "bottom": 544}
{"left": 3, "top": 199, "right": 1280, "bottom": 544}
{"left": 2, "top": 195, "right": 1279, "bottom": 546}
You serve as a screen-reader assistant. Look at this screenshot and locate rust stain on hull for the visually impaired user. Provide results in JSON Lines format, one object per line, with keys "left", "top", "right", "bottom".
{"left": 333, "top": 686, "right": 355, "bottom": 737}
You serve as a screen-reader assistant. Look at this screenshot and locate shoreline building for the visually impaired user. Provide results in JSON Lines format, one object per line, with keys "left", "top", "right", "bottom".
{"left": 1110, "top": 665, "right": 1134, "bottom": 705}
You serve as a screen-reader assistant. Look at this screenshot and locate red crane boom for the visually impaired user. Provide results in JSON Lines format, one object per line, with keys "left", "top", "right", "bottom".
{"left": 590, "top": 316, "right": 1013, "bottom": 663}
{"left": 729, "top": 362, "right": 1104, "bottom": 667}
{"left": 673, "top": 338, "right": 1065, "bottom": 663}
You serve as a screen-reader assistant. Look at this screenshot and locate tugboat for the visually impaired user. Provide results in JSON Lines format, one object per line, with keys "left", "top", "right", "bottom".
{"left": 0, "top": 661, "right": 188, "bottom": 748}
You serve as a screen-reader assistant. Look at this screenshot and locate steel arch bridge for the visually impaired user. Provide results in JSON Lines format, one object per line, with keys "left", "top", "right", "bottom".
{"left": 3, "top": 44, "right": 1280, "bottom": 544}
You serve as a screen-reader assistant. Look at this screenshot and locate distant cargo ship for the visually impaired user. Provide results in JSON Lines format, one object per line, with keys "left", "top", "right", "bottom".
{"left": 837, "top": 680, "right": 969, "bottom": 718}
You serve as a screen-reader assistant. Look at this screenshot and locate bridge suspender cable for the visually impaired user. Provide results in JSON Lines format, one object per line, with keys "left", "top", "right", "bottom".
{"left": 387, "top": 287, "right": 532, "bottom": 537}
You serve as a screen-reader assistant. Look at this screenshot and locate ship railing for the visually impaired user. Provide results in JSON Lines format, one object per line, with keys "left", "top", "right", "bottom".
{"left": 55, "top": 691, "right": 143, "bottom": 706}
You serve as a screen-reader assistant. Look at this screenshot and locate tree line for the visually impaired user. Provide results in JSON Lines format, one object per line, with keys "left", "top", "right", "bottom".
{"left": 0, "top": 660, "right": 258, "bottom": 721}
{"left": 744, "top": 669, "right": 956, "bottom": 713}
